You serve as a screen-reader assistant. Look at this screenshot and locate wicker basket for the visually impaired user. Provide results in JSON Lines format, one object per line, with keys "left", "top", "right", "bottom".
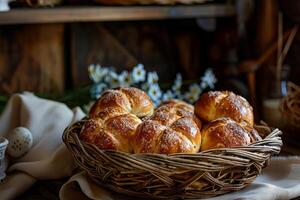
{"left": 63, "top": 119, "right": 282, "bottom": 199}
{"left": 94, "top": 0, "right": 213, "bottom": 5}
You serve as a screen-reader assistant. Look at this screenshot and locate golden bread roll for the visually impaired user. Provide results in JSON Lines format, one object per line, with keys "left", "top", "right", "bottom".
{"left": 201, "top": 118, "right": 259, "bottom": 151}
{"left": 89, "top": 87, "right": 154, "bottom": 119}
{"left": 195, "top": 91, "right": 254, "bottom": 126}
{"left": 80, "top": 87, "right": 154, "bottom": 152}
{"left": 133, "top": 102, "right": 202, "bottom": 154}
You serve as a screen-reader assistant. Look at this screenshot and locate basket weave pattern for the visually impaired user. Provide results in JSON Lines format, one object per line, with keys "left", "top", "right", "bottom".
{"left": 281, "top": 82, "right": 300, "bottom": 129}
{"left": 63, "top": 119, "right": 282, "bottom": 199}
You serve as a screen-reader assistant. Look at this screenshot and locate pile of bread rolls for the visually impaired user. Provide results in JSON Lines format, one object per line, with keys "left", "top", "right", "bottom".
{"left": 79, "top": 87, "right": 261, "bottom": 154}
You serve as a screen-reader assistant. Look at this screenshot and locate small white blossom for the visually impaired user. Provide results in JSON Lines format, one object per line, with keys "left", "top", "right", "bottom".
{"left": 148, "top": 83, "right": 162, "bottom": 102}
{"left": 184, "top": 92, "right": 199, "bottom": 104}
{"left": 184, "top": 84, "right": 202, "bottom": 103}
{"left": 172, "top": 73, "right": 183, "bottom": 96}
{"left": 190, "top": 83, "right": 202, "bottom": 96}
{"left": 132, "top": 64, "right": 146, "bottom": 83}
{"left": 88, "top": 64, "right": 109, "bottom": 83}
{"left": 119, "top": 71, "right": 133, "bottom": 87}
{"left": 172, "top": 73, "right": 182, "bottom": 90}
{"left": 200, "top": 81, "right": 207, "bottom": 89}
{"left": 105, "top": 71, "right": 119, "bottom": 88}
{"left": 162, "top": 90, "right": 174, "bottom": 102}
{"left": 201, "top": 68, "right": 217, "bottom": 89}
{"left": 90, "top": 83, "right": 108, "bottom": 99}
{"left": 147, "top": 71, "right": 159, "bottom": 84}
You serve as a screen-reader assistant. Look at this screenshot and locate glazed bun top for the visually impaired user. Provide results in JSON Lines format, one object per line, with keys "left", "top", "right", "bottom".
{"left": 195, "top": 91, "right": 254, "bottom": 126}
{"left": 133, "top": 100, "right": 201, "bottom": 154}
{"left": 89, "top": 87, "right": 154, "bottom": 120}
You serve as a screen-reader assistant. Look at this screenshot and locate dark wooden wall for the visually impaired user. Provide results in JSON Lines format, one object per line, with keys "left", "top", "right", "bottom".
{"left": 0, "top": 24, "right": 65, "bottom": 94}
{"left": 0, "top": 18, "right": 238, "bottom": 95}
{"left": 70, "top": 20, "right": 216, "bottom": 87}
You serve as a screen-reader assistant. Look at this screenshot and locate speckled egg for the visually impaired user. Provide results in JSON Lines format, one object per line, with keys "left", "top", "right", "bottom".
{"left": 7, "top": 127, "right": 33, "bottom": 158}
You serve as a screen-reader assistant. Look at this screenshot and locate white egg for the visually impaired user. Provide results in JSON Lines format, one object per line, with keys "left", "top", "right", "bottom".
{"left": 7, "top": 127, "right": 33, "bottom": 158}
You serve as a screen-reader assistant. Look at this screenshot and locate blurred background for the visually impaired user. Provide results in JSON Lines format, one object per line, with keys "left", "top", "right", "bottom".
{"left": 0, "top": 0, "right": 299, "bottom": 148}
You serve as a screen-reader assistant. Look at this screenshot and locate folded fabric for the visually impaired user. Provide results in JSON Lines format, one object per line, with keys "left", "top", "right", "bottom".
{"left": 0, "top": 93, "right": 85, "bottom": 200}
{"left": 60, "top": 156, "right": 300, "bottom": 200}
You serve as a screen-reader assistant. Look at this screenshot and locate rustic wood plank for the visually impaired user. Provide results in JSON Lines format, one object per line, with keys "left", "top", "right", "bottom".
{"left": 255, "top": 0, "right": 279, "bottom": 120}
{"left": 0, "top": 5, "right": 236, "bottom": 25}
{"left": 70, "top": 22, "right": 137, "bottom": 87}
{"left": 174, "top": 32, "right": 205, "bottom": 79}
{"left": 0, "top": 24, "right": 65, "bottom": 94}
{"left": 70, "top": 21, "right": 180, "bottom": 87}
{"left": 70, "top": 19, "right": 221, "bottom": 87}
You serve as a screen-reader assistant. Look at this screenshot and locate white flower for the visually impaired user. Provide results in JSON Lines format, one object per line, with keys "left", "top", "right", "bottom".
{"left": 172, "top": 73, "right": 182, "bottom": 96}
{"left": 189, "top": 83, "right": 202, "bottom": 97}
{"left": 132, "top": 64, "right": 146, "bottom": 83}
{"left": 172, "top": 73, "right": 182, "bottom": 91}
{"left": 105, "top": 71, "right": 119, "bottom": 88}
{"left": 184, "top": 84, "right": 202, "bottom": 103}
{"left": 184, "top": 92, "right": 199, "bottom": 104}
{"left": 147, "top": 83, "right": 162, "bottom": 102}
{"left": 200, "top": 81, "right": 207, "bottom": 89}
{"left": 162, "top": 90, "right": 174, "bottom": 102}
{"left": 119, "top": 71, "right": 133, "bottom": 87}
{"left": 147, "top": 71, "right": 159, "bottom": 84}
{"left": 88, "top": 64, "right": 109, "bottom": 83}
{"left": 90, "top": 83, "right": 108, "bottom": 99}
{"left": 201, "top": 68, "right": 217, "bottom": 89}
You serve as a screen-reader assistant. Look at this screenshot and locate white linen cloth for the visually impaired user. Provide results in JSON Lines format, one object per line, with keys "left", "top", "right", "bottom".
{"left": 0, "top": 93, "right": 85, "bottom": 200}
{"left": 60, "top": 156, "right": 300, "bottom": 200}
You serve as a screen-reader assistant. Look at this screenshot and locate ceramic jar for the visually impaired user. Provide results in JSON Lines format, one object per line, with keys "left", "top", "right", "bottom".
{"left": 0, "top": 137, "right": 9, "bottom": 181}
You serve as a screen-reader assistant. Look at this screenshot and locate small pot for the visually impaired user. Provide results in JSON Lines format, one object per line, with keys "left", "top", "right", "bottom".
{"left": 0, "top": 137, "right": 9, "bottom": 181}
{"left": 0, "top": 0, "right": 14, "bottom": 11}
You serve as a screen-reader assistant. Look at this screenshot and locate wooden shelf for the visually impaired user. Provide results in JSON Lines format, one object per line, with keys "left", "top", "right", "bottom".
{"left": 0, "top": 4, "right": 235, "bottom": 25}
